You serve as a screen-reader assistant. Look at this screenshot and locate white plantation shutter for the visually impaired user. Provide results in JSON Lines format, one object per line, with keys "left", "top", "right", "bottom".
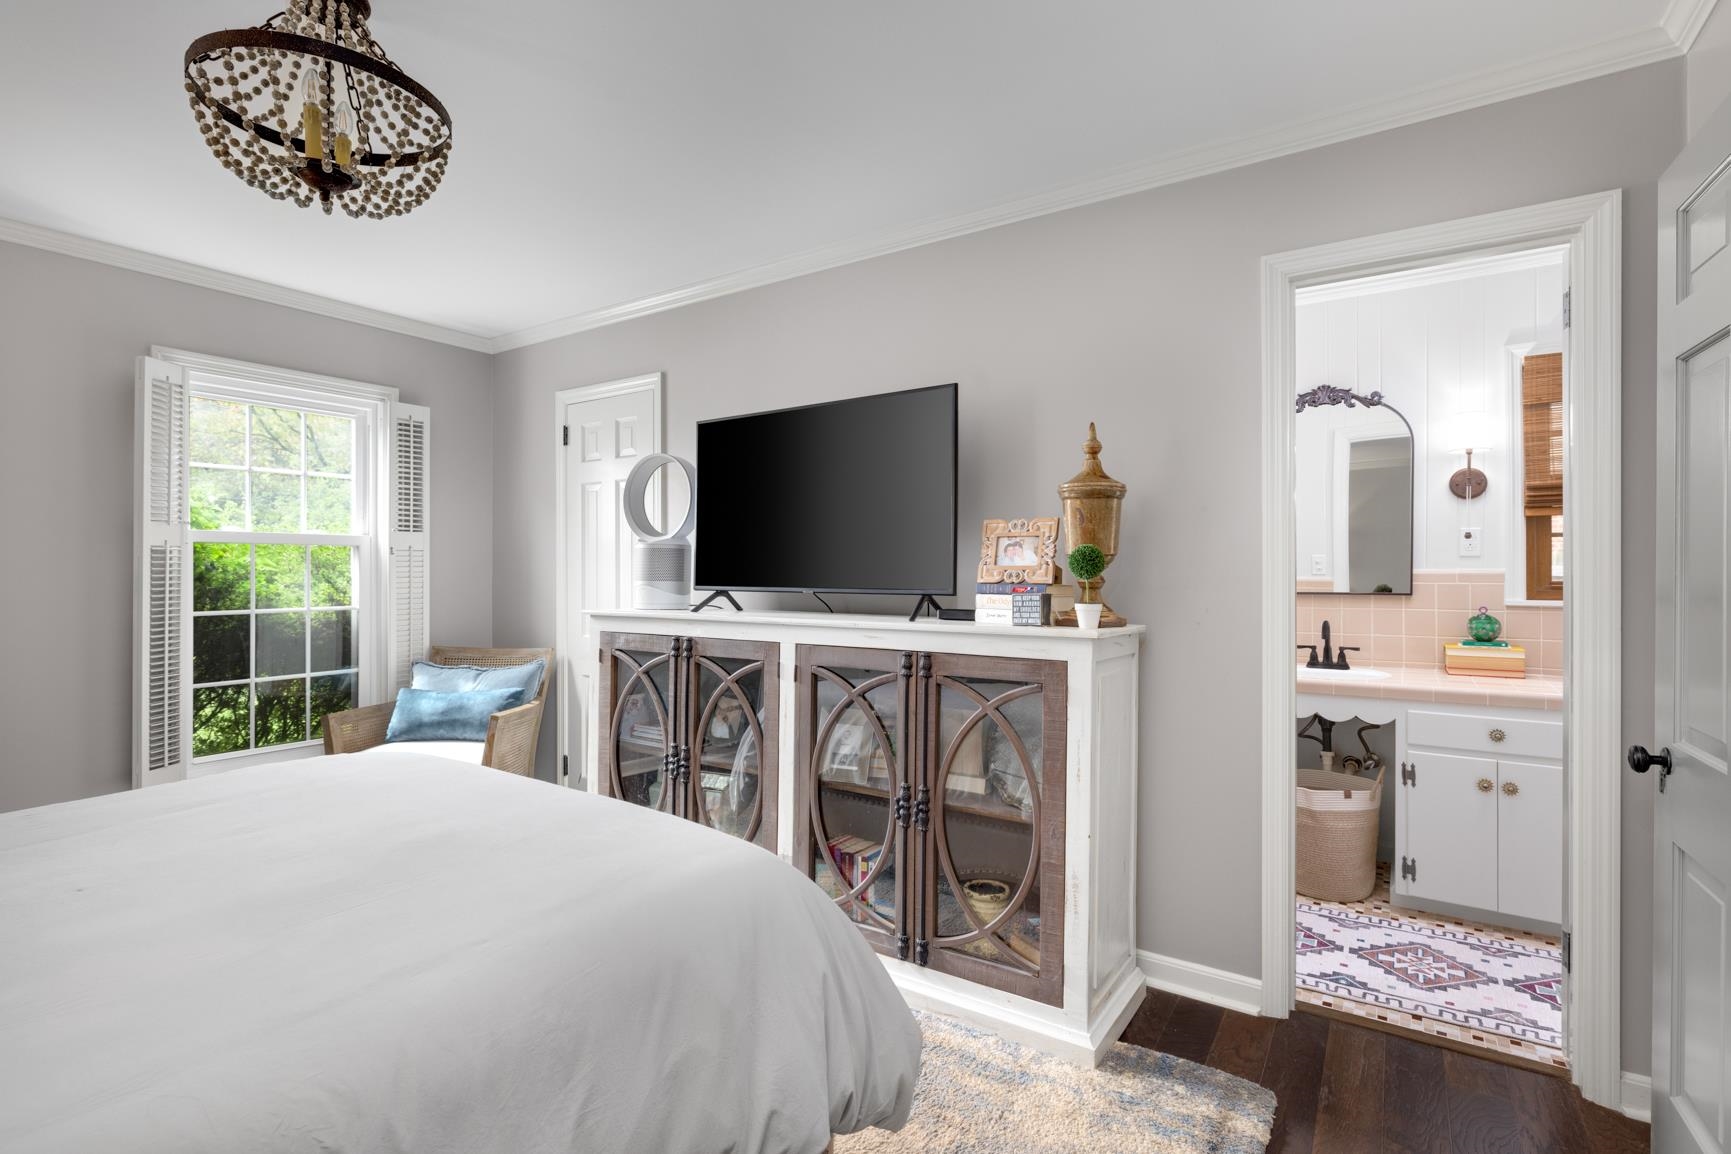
{"left": 134, "top": 356, "right": 191, "bottom": 787}
{"left": 388, "top": 402, "right": 430, "bottom": 690}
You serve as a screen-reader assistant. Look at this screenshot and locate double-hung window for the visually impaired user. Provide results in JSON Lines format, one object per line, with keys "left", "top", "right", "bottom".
{"left": 189, "top": 393, "right": 367, "bottom": 759}
{"left": 133, "top": 350, "right": 429, "bottom": 785}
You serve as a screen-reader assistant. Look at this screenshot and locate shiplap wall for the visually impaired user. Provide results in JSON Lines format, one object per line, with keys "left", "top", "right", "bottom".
{"left": 1295, "top": 257, "right": 1567, "bottom": 594}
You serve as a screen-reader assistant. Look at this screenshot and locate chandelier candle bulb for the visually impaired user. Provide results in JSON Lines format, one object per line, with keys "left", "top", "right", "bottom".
{"left": 302, "top": 101, "right": 323, "bottom": 159}
{"left": 333, "top": 104, "right": 353, "bottom": 167}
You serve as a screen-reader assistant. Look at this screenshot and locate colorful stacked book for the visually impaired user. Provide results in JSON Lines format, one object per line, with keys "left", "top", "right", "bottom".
{"left": 974, "top": 582, "right": 1076, "bottom": 626}
{"left": 1444, "top": 640, "right": 1527, "bottom": 678}
{"left": 825, "top": 835, "right": 892, "bottom": 914}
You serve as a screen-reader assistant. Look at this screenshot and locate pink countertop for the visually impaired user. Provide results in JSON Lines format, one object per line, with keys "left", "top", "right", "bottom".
{"left": 1296, "top": 664, "right": 1563, "bottom": 711}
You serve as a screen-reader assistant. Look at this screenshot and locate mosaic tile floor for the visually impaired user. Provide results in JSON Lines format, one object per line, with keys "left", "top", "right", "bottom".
{"left": 1296, "top": 866, "right": 1567, "bottom": 1069}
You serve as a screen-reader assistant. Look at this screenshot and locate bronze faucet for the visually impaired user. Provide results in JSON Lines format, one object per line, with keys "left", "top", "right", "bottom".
{"left": 1298, "top": 620, "right": 1360, "bottom": 670}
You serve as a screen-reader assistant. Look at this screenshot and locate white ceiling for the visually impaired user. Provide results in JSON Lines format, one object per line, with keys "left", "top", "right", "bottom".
{"left": 0, "top": 1, "right": 1712, "bottom": 350}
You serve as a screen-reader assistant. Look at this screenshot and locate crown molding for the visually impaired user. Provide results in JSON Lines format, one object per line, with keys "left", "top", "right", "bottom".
{"left": 490, "top": 22, "right": 1682, "bottom": 352}
{"left": 0, "top": 217, "right": 495, "bottom": 353}
{"left": 0, "top": 17, "right": 1694, "bottom": 358}
{"left": 1663, "top": 0, "right": 1722, "bottom": 51}
{"left": 1295, "top": 243, "right": 1569, "bottom": 304}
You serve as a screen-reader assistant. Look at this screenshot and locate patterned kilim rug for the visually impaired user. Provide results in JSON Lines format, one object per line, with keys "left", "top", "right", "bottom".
{"left": 834, "top": 1011, "right": 1274, "bottom": 1154}
{"left": 1296, "top": 880, "right": 1564, "bottom": 1066}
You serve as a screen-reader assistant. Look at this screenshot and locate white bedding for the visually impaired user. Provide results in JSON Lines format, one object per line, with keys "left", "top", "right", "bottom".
{"left": 349, "top": 738, "right": 486, "bottom": 765}
{"left": 0, "top": 750, "right": 920, "bottom": 1154}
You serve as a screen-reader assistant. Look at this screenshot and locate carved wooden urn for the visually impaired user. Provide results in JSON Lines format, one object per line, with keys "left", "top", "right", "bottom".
{"left": 1058, "top": 423, "right": 1127, "bottom": 627}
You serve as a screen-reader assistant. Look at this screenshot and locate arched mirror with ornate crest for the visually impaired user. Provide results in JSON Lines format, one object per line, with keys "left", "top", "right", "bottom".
{"left": 1295, "top": 386, "right": 1415, "bottom": 595}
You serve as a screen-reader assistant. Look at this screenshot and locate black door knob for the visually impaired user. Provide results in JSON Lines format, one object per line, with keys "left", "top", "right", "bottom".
{"left": 1627, "top": 745, "right": 1673, "bottom": 774}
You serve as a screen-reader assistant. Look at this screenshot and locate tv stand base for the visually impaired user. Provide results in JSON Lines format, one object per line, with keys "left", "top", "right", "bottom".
{"left": 908, "top": 593, "right": 944, "bottom": 621}
{"left": 691, "top": 590, "right": 743, "bottom": 613}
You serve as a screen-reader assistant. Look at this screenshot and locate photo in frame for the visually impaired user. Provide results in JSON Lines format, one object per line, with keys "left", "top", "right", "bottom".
{"left": 977, "top": 517, "right": 1060, "bottom": 584}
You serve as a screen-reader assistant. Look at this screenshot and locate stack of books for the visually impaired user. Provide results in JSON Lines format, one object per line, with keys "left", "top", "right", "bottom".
{"left": 825, "top": 835, "right": 892, "bottom": 914}
{"left": 975, "top": 582, "right": 1077, "bottom": 626}
{"left": 1443, "top": 640, "right": 1527, "bottom": 678}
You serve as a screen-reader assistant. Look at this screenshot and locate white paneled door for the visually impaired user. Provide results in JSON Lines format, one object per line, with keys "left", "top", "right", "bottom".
{"left": 562, "top": 384, "right": 657, "bottom": 787}
{"left": 1649, "top": 95, "right": 1731, "bottom": 1154}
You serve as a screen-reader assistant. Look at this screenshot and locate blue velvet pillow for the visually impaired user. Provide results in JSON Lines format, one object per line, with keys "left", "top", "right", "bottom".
{"left": 411, "top": 658, "right": 545, "bottom": 704}
{"left": 385, "top": 687, "right": 526, "bottom": 743}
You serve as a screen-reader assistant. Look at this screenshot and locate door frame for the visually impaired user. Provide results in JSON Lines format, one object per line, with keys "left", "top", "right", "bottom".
{"left": 553, "top": 372, "right": 664, "bottom": 787}
{"left": 1258, "top": 192, "right": 1624, "bottom": 1106}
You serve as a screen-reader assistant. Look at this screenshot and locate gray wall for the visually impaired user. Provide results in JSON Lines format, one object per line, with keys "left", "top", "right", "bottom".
{"left": 1688, "top": 0, "right": 1731, "bottom": 137}
{"left": 491, "top": 60, "right": 1684, "bottom": 1075}
{"left": 0, "top": 242, "right": 495, "bottom": 813}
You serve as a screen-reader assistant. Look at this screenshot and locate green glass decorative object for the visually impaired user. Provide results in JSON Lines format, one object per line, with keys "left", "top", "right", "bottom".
{"left": 1468, "top": 605, "right": 1502, "bottom": 643}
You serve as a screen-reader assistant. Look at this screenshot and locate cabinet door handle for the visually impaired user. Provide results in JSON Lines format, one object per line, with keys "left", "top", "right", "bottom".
{"left": 1477, "top": 778, "right": 1494, "bottom": 792}
{"left": 1489, "top": 728, "right": 1507, "bottom": 743}
{"left": 1502, "top": 780, "right": 1519, "bottom": 797}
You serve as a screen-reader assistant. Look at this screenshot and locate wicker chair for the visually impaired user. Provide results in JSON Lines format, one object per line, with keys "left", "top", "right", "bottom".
{"left": 321, "top": 646, "right": 554, "bottom": 777}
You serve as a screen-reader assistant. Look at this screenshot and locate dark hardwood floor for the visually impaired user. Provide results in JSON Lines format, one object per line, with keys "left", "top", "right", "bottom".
{"left": 1118, "top": 989, "right": 1650, "bottom": 1153}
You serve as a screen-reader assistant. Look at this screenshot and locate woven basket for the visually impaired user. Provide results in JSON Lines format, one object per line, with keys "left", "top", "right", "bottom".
{"left": 1296, "top": 763, "right": 1383, "bottom": 902}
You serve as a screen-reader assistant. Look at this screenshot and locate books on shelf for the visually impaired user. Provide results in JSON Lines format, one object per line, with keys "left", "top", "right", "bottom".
{"left": 975, "top": 581, "right": 1074, "bottom": 626}
{"left": 825, "top": 835, "right": 892, "bottom": 915}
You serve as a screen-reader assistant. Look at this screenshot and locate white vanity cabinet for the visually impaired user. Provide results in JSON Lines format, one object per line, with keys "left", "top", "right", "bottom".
{"left": 1401, "top": 707, "right": 1564, "bottom": 926}
{"left": 1494, "top": 759, "right": 1564, "bottom": 923}
{"left": 1297, "top": 690, "right": 1564, "bottom": 928}
{"left": 1400, "top": 749, "right": 1501, "bottom": 913}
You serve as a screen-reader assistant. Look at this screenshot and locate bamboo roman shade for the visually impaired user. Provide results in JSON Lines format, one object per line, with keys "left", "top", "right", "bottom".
{"left": 1522, "top": 353, "right": 1563, "bottom": 514}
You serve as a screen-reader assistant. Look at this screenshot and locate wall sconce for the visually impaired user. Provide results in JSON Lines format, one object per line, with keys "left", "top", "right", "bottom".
{"left": 1448, "top": 446, "right": 1489, "bottom": 499}
{"left": 1445, "top": 411, "right": 1491, "bottom": 499}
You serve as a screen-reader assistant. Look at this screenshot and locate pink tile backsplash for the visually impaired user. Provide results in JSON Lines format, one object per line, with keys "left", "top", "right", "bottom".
{"left": 1296, "top": 570, "right": 1563, "bottom": 675}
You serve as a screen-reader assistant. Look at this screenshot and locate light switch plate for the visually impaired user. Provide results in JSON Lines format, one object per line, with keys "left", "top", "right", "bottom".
{"left": 1459, "top": 527, "right": 1482, "bottom": 556}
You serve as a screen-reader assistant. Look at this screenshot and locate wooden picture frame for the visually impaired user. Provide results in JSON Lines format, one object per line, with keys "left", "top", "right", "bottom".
{"left": 977, "top": 517, "right": 1060, "bottom": 584}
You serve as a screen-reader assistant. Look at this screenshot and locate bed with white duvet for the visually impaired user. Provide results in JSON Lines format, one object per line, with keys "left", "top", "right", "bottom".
{"left": 0, "top": 750, "right": 921, "bottom": 1154}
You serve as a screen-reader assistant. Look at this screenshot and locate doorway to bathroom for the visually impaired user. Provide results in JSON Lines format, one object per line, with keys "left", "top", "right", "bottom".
{"left": 1288, "top": 250, "right": 1570, "bottom": 1072}
{"left": 1259, "top": 192, "right": 1625, "bottom": 1106}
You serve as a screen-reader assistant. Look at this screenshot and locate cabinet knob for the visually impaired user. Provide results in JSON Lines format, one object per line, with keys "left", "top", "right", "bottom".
{"left": 1502, "top": 780, "right": 1519, "bottom": 797}
{"left": 1476, "top": 778, "right": 1493, "bottom": 793}
{"left": 1489, "top": 728, "right": 1506, "bottom": 743}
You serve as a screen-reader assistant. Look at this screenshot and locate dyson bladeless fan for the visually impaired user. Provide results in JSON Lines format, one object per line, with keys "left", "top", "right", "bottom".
{"left": 621, "top": 453, "right": 697, "bottom": 609}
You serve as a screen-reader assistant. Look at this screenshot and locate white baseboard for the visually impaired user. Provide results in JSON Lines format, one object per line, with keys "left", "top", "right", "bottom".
{"left": 1619, "top": 1072, "right": 1652, "bottom": 1122}
{"left": 1137, "top": 951, "right": 1263, "bottom": 1017}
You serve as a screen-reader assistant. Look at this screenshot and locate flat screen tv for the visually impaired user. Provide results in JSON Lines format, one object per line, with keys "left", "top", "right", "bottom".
{"left": 695, "top": 383, "right": 958, "bottom": 595}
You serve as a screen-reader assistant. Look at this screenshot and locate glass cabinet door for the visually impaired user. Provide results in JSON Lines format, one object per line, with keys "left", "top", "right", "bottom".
{"left": 686, "top": 638, "right": 778, "bottom": 851}
{"left": 919, "top": 653, "right": 1066, "bottom": 1006}
{"left": 601, "top": 634, "right": 680, "bottom": 814}
{"left": 796, "top": 646, "right": 912, "bottom": 960}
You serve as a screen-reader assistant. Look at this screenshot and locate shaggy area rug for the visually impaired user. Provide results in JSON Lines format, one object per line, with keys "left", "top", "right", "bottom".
{"left": 834, "top": 1012, "right": 1274, "bottom": 1154}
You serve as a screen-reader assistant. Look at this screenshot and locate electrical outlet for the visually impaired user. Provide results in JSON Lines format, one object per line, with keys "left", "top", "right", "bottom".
{"left": 1459, "top": 527, "right": 1482, "bottom": 557}
{"left": 1310, "top": 554, "right": 1327, "bottom": 575}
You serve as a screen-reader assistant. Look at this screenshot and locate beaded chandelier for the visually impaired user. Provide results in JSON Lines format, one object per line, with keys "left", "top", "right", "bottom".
{"left": 184, "top": 0, "right": 452, "bottom": 217}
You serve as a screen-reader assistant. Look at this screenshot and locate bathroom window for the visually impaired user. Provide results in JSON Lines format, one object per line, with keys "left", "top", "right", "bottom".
{"left": 1522, "top": 353, "right": 1563, "bottom": 601}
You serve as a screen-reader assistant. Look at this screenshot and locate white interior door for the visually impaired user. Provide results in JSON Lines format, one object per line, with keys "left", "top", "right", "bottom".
{"left": 561, "top": 384, "right": 657, "bottom": 787}
{"left": 1649, "top": 94, "right": 1731, "bottom": 1154}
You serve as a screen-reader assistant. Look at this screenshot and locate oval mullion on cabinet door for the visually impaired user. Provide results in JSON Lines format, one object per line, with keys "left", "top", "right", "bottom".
{"left": 603, "top": 640, "right": 677, "bottom": 810}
